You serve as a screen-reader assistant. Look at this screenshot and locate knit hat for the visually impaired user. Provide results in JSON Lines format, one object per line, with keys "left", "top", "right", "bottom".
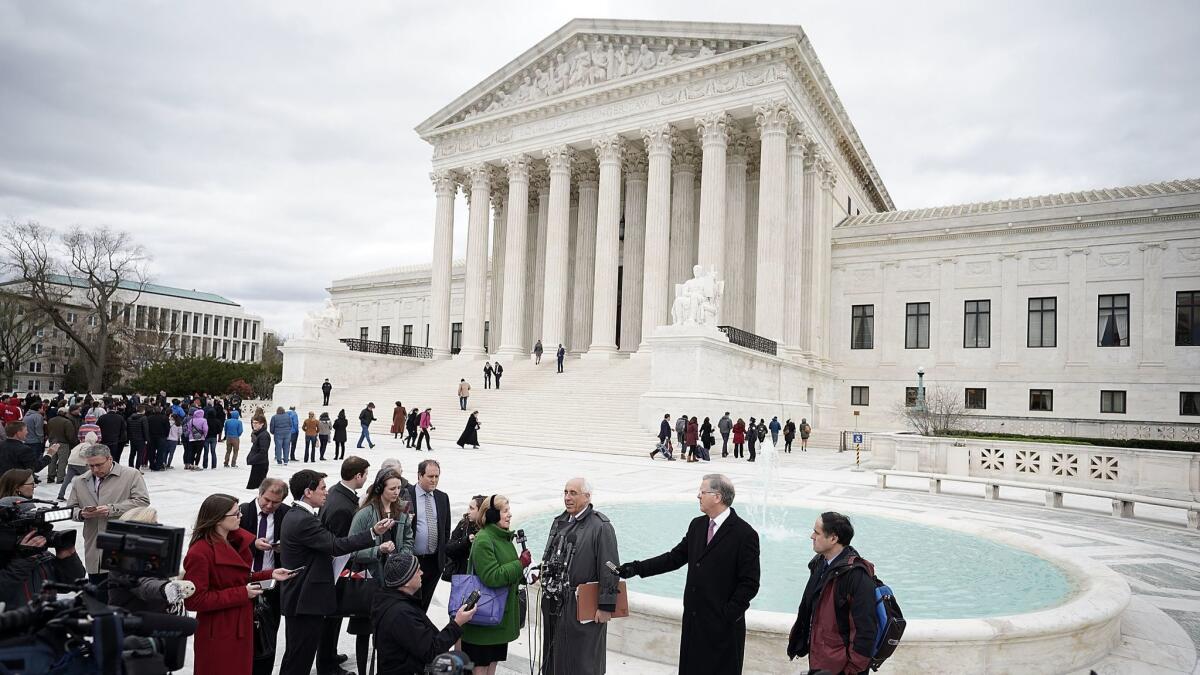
{"left": 383, "top": 550, "right": 419, "bottom": 588}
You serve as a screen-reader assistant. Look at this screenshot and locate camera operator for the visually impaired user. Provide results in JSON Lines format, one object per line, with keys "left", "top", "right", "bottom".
{"left": 539, "top": 477, "right": 620, "bottom": 675}
{"left": 0, "top": 492, "right": 85, "bottom": 610}
{"left": 371, "top": 551, "right": 477, "bottom": 675}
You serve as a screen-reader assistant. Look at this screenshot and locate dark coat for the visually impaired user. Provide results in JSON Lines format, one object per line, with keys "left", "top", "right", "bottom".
{"left": 405, "top": 410, "right": 419, "bottom": 434}
{"left": 127, "top": 412, "right": 149, "bottom": 443}
{"left": 0, "top": 549, "right": 85, "bottom": 610}
{"left": 444, "top": 516, "right": 478, "bottom": 578}
{"left": 322, "top": 381, "right": 332, "bottom": 394}
{"left": 635, "top": 509, "right": 761, "bottom": 675}
{"left": 146, "top": 412, "right": 169, "bottom": 442}
{"left": 97, "top": 411, "right": 128, "bottom": 448}
{"left": 204, "top": 406, "right": 225, "bottom": 439}
{"left": 183, "top": 528, "right": 274, "bottom": 675}
{"left": 333, "top": 416, "right": 348, "bottom": 442}
{"left": 787, "top": 547, "right": 878, "bottom": 674}
{"left": 245, "top": 427, "right": 271, "bottom": 466}
{"left": 684, "top": 420, "right": 698, "bottom": 446}
{"left": 457, "top": 413, "right": 480, "bottom": 447}
{"left": 0, "top": 438, "right": 51, "bottom": 475}
{"left": 359, "top": 407, "right": 376, "bottom": 424}
{"left": 46, "top": 414, "right": 78, "bottom": 447}
{"left": 371, "top": 588, "right": 463, "bottom": 675}
{"left": 278, "top": 504, "right": 375, "bottom": 617}
{"left": 320, "top": 483, "right": 359, "bottom": 537}
{"left": 658, "top": 419, "right": 671, "bottom": 441}
{"left": 783, "top": 422, "right": 796, "bottom": 442}
{"left": 403, "top": 484, "right": 451, "bottom": 570}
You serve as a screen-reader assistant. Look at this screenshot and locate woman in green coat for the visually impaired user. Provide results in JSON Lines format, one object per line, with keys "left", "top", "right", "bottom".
{"left": 348, "top": 468, "right": 414, "bottom": 675}
{"left": 461, "top": 494, "right": 532, "bottom": 674}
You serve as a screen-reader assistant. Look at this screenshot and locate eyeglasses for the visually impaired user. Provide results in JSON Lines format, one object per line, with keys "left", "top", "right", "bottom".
{"left": 22, "top": 481, "right": 36, "bottom": 487}
{"left": 224, "top": 512, "right": 240, "bottom": 519}
{"left": 698, "top": 491, "right": 720, "bottom": 497}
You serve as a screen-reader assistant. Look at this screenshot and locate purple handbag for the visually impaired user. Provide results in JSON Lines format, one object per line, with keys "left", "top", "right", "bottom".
{"left": 448, "top": 573, "right": 508, "bottom": 626}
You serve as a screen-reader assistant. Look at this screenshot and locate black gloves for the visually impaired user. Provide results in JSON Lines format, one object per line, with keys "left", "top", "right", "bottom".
{"left": 616, "top": 561, "right": 639, "bottom": 579}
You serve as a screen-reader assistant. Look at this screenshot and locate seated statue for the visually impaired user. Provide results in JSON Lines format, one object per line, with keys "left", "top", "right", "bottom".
{"left": 671, "top": 264, "right": 723, "bottom": 327}
{"left": 301, "top": 299, "right": 343, "bottom": 343}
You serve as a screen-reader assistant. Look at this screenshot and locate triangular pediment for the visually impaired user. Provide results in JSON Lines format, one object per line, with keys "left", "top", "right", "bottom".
{"left": 416, "top": 19, "right": 803, "bottom": 135}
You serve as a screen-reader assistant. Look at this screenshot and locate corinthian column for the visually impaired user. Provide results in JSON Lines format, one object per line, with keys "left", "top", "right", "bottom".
{"left": 495, "top": 155, "right": 531, "bottom": 359}
{"left": 428, "top": 170, "right": 457, "bottom": 357}
{"left": 569, "top": 160, "right": 599, "bottom": 353}
{"left": 540, "top": 146, "right": 574, "bottom": 351}
{"left": 619, "top": 148, "right": 648, "bottom": 351}
{"left": 783, "top": 128, "right": 809, "bottom": 351}
{"left": 488, "top": 191, "right": 507, "bottom": 350}
{"left": 668, "top": 139, "right": 698, "bottom": 292}
{"left": 799, "top": 147, "right": 820, "bottom": 358}
{"left": 587, "top": 134, "right": 626, "bottom": 356}
{"left": 639, "top": 124, "right": 674, "bottom": 350}
{"left": 695, "top": 112, "right": 730, "bottom": 289}
{"left": 722, "top": 131, "right": 749, "bottom": 329}
{"left": 816, "top": 158, "right": 837, "bottom": 364}
{"left": 530, "top": 176, "right": 550, "bottom": 352}
{"left": 744, "top": 144, "right": 760, "bottom": 328}
{"left": 754, "top": 101, "right": 792, "bottom": 342}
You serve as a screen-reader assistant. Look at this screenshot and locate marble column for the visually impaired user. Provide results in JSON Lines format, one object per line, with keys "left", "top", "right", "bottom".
{"left": 695, "top": 111, "right": 730, "bottom": 301}
{"left": 639, "top": 124, "right": 674, "bottom": 350}
{"left": 569, "top": 161, "right": 599, "bottom": 353}
{"left": 488, "top": 191, "right": 507, "bottom": 352}
{"left": 523, "top": 192, "right": 538, "bottom": 350}
{"left": 783, "top": 128, "right": 809, "bottom": 351}
{"left": 998, "top": 252, "right": 1021, "bottom": 367}
{"left": 619, "top": 148, "right": 648, "bottom": 351}
{"left": 754, "top": 101, "right": 792, "bottom": 342}
{"left": 540, "top": 145, "right": 574, "bottom": 351}
{"left": 565, "top": 196, "right": 579, "bottom": 347}
{"left": 816, "top": 158, "right": 837, "bottom": 364}
{"left": 744, "top": 147, "right": 760, "bottom": 329}
{"left": 667, "top": 139, "right": 699, "bottom": 292}
{"left": 935, "top": 258, "right": 957, "bottom": 366}
{"left": 459, "top": 165, "right": 492, "bottom": 356}
{"left": 588, "top": 134, "right": 626, "bottom": 356}
{"left": 428, "top": 170, "right": 457, "bottom": 357}
{"left": 1139, "top": 242, "right": 1167, "bottom": 367}
{"left": 798, "top": 143, "right": 819, "bottom": 357}
{"left": 495, "top": 155, "right": 531, "bottom": 359}
{"left": 879, "top": 261, "right": 900, "bottom": 366}
{"left": 722, "top": 131, "right": 749, "bottom": 330}
{"left": 531, "top": 177, "right": 550, "bottom": 351}
{"left": 1065, "top": 247, "right": 1091, "bottom": 367}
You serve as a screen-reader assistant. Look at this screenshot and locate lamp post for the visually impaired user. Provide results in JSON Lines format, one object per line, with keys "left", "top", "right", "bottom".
{"left": 916, "top": 367, "right": 926, "bottom": 412}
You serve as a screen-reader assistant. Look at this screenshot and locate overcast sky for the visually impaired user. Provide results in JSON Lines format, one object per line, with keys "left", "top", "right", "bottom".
{"left": 2, "top": 1, "right": 1198, "bottom": 336}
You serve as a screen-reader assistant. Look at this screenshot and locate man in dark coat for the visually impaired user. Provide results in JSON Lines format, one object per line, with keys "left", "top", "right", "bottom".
{"left": 278, "top": 469, "right": 392, "bottom": 675}
{"left": 403, "top": 459, "right": 450, "bottom": 611}
{"left": 322, "top": 379, "right": 333, "bottom": 406}
{"left": 240, "top": 478, "right": 291, "bottom": 675}
{"left": 316, "top": 457, "right": 370, "bottom": 675}
{"left": 540, "top": 477, "right": 620, "bottom": 675}
{"left": 97, "top": 406, "right": 128, "bottom": 463}
{"left": 0, "top": 421, "right": 57, "bottom": 476}
{"left": 619, "top": 474, "right": 760, "bottom": 675}
{"left": 371, "top": 551, "right": 477, "bottom": 675}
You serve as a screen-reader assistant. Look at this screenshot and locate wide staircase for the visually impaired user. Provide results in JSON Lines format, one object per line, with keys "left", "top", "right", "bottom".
{"left": 296, "top": 356, "right": 656, "bottom": 457}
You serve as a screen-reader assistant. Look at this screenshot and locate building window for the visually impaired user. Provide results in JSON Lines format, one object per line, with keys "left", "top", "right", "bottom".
{"left": 965, "top": 388, "right": 987, "bottom": 410}
{"left": 905, "top": 302, "right": 930, "bottom": 349}
{"left": 88, "top": 315, "right": 98, "bottom": 327}
{"left": 233, "top": 320, "right": 240, "bottom": 339}
{"left": 66, "top": 312, "right": 76, "bottom": 324}
{"left": 203, "top": 315, "right": 210, "bottom": 335}
{"left": 380, "top": 326, "right": 391, "bottom": 344}
{"left": 250, "top": 344, "right": 257, "bottom": 361}
{"left": 963, "top": 300, "right": 991, "bottom": 348}
{"left": 905, "top": 387, "right": 919, "bottom": 407}
{"left": 483, "top": 321, "right": 489, "bottom": 352}
{"left": 49, "top": 363, "right": 55, "bottom": 374}
{"left": 360, "top": 327, "right": 369, "bottom": 341}
{"left": 425, "top": 324, "right": 430, "bottom": 348}
{"left": 450, "top": 323, "right": 462, "bottom": 354}
{"left": 223, "top": 318, "right": 230, "bottom": 337}
{"left": 403, "top": 324, "right": 413, "bottom": 346}
{"left": 1029, "top": 389, "right": 1053, "bottom": 411}
{"left": 850, "top": 386, "right": 869, "bottom": 406}
{"left": 1097, "top": 294, "right": 1129, "bottom": 347}
{"left": 1100, "top": 390, "right": 1126, "bottom": 414}
{"left": 851, "top": 305, "right": 874, "bottom": 349}
{"left": 1027, "top": 297, "right": 1057, "bottom": 347}
{"left": 1175, "top": 291, "right": 1199, "bottom": 346}
{"left": 1181, "top": 392, "right": 1200, "bottom": 416}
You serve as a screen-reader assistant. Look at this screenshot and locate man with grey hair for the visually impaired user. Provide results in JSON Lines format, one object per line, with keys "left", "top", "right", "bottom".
{"left": 379, "top": 457, "right": 411, "bottom": 490}
{"left": 66, "top": 443, "right": 151, "bottom": 593}
{"left": 619, "top": 474, "right": 760, "bottom": 674}
{"left": 540, "top": 477, "right": 620, "bottom": 675}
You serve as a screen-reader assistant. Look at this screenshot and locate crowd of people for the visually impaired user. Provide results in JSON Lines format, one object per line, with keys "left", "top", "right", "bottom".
{"left": 653, "top": 411, "right": 812, "bottom": 462}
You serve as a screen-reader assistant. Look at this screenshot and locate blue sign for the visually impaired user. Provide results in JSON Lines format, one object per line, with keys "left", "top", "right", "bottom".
{"left": 852, "top": 433, "right": 864, "bottom": 444}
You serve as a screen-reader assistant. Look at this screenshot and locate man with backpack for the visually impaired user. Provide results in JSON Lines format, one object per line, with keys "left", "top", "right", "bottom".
{"left": 787, "top": 511, "right": 881, "bottom": 675}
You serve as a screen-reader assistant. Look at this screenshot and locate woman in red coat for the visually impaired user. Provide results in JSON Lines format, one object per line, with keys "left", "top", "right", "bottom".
{"left": 684, "top": 416, "right": 700, "bottom": 463}
{"left": 732, "top": 418, "right": 747, "bottom": 460}
{"left": 183, "top": 493, "right": 293, "bottom": 675}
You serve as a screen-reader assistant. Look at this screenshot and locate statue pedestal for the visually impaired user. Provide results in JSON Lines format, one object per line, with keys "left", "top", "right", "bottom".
{"left": 273, "top": 338, "right": 421, "bottom": 406}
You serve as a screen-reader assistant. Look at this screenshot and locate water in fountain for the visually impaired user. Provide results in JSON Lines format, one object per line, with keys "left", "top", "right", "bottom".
{"left": 749, "top": 436, "right": 792, "bottom": 541}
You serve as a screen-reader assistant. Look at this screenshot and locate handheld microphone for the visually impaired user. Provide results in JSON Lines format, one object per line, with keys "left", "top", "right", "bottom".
{"left": 604, "top": 561, "right": 620, "bottom": 576}
{"left": 515, "top": 529, "right": 528, "bottom": 553}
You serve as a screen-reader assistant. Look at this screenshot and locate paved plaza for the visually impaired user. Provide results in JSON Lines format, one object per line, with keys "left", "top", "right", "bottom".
{"left": 35, "top": 431, "right": 1200, "bottom": 674}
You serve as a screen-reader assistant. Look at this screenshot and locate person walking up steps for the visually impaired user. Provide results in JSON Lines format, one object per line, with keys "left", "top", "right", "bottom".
{"left": 416, "top": 408, "right": 434, "bottom": 450}
{"left": 533, "top": 339, "right": 544, "bottom": 365}
{"left": 457, "top": 379, "right": 471, "bottom": 411}
{"left": 390, "top": 401, "right": 406, "bottom": 439}
{"left": 404, "top": 407, "right": 419, "bottom": 448}
{"left": 493, "top": 362, "right": 504, "bottom": 389}
{"left": 483, "top": 362, "right": 493, "bottom": 389}
{"left": 358, "top": 403, "right": 376, "bottom": 449}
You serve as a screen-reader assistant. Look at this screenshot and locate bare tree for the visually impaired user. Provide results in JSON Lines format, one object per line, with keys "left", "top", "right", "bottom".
{"left": 0, "top": 220, "right": 150, "bottom": 392}
{"left": 891, "top": 384, "right": 972, "bottom": 436}
{"left": 0, "top": 291, "right": 53, "bottom": 390}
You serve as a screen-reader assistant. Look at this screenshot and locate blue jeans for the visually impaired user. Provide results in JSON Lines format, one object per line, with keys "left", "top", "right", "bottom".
{"left": 202, "top": 437, "right": 218, "bottom": 468}
{"left": 459, "top": 396, "right": 467, "bottom": 410}
{"left": 357, "top": 424, "right": 373, "bottom": 447}
{"left": 275, "top": 434, "right": 291, "bottom": 464}
{"left": 156, "top": 438, "right": 174, "bottom": 468}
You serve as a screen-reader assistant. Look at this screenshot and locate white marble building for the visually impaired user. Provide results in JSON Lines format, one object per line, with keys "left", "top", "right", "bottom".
{"left": 328, "top": 18, "right": 1200, "bottom": 438}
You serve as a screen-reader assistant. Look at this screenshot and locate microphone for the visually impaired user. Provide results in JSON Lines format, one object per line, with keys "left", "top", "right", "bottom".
{"left": 515, "top": 529, "right": 528, "bottom": 553}
{"left": 604, "top": 561, "right": 620, "bottom": 576}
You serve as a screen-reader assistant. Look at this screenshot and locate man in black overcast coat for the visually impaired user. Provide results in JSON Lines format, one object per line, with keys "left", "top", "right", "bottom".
{"left": 619, "top": 473, "right": 760, "bottom": 675}
{"left": 315, "top": 457, "right": 370, "bottom": 675}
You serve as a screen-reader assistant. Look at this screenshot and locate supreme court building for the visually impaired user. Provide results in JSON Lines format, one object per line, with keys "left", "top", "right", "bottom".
{"left": 327, "top": 19, "right": 1200, "bottom": 438}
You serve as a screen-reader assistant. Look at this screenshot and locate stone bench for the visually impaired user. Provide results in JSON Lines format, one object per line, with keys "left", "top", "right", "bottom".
{"left": 876, "top": 469, "right": 1200, "bottom": 529}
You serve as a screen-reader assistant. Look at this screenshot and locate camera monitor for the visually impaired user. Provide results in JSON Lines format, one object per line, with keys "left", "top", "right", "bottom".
{"left": 97, "top": 521, "right": 185, "bottom": 579}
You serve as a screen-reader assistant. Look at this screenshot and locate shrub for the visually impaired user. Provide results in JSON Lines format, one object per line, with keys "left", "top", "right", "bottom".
{"left": 227, "top": 378, "right": 254, "bottom": 399}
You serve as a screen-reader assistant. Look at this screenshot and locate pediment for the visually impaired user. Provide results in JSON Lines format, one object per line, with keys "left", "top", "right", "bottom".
{"left": 416, "top": 19, "right": 801, "bottom": 135}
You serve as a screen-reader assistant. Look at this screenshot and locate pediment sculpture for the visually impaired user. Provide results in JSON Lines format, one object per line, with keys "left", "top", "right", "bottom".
{"left": 671, "top": 264, "right": 724, "bottom": 327}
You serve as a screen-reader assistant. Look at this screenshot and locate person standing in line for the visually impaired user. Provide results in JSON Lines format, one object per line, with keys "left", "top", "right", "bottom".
{"left": 618, "top": 474, "right": 760, "bottom": 675}
{"left": 457, "top": 378, "right": 471, "bottom": 411}
{"left": 403, "top": 459, "right": 450, "bottom": 612}
{"left": 302, "top": 412, "right": 320, "bottom": 463}
{"left": 745, "top": 417, "right": 757, "bottom": 462}
{"left": 390, "top": 401, "right": 406, "bottom": 439}
{"left": 22, "top": 402, "right": 47, "bottom": 471}
{"left": 224, "top": 410, "right": 243, "bottom": 468}
{"left": 145, "top": 405, "right": 168, "bottom": 471}
{"left": 699, "top": 417, "right": 714, "bottom": 462}
{"left": 787, "top": 512, "right": 879, "bottom": 675}
{"left": 97, "top": 404, "right": 128, "bottom": 464}
{"left": 457, "top": 411, "right": 480, "bottom": 449}
{"left": 768, "top": 416, "right": 782, "bottom": 447}
{"left": 675, "top": 414, "right": 687, "bottom": 448}
{"left": 164, "top": 411, "right": 182, "bottom": 469}
{"left": 184, "top": 409, "right": 208, "bottom": 471}
{"left": 717, "top": 412, "right": 732, "bottom": 458}
{"left": 203, "top": 401, "right": 225, "bottom": 470}
{"left": 333, "top": 409, "right": 349, "bottom": 459}
{"left": 128, "top": 405, "right": 150, "bottom": 470}
{"left": 357, "top": 403, "right": 377, "bottom": 449}
{"left": 287, "top": 406, "right": 300, "bottom": 462}
{"left": 800, "top": 418, "right": 812, "bottom": 452}
{"left": 650, "top": 413, "right": 672, "bottom": 460}
{"left": 483, "top": 362, "right": 493, "bottom": 389}
{"left": 783, "top": 419, "right": 796, "bottom": 454}
{"left": 57, "top": 431, "right": 98, "bottom": 502}
{"left": 493, "top": 362, "right": 504, "bottom": 389}
{"left": 269, "top": 407, "right": 292, "bottom": 467}
{"left": 752, "top": 419, "right": 767, "bottom": 462}
{"left": 66, "top": 445, "right": 151, "bottom": 593}
{"left": 684, "top": 416, "right": 699, "bottom": 463}
{"left": 46, "top": 404, "right": 79, "bottom": 483}
{"left": 316, "top": 457, "right": 371, "bottom": 675}
{"left": 732, "top": 418, "right": 746, "bottom": 459}
{"left": 460, "top": 494, "right": 531, "bottom": 673}
{"left": 318, "top": 412, "right": 332, "bottom": 460}
{"left": 533, "top": 339, "right": 544, "bottom": 365}
{"left": 245, "top": 417, "right": 272, "bottom": 491}
{"left": 239, "top": 478, "right": 292, "bottom": 675}
{"left": 321, "top": 378, "right": 333, "bottom": 406}
{"left": 556, "top": 343, "right": 566, "bottom": 373}
{"left": 415, "top": 408, "right": 434, "bottom": 451}
{"left": 404, "top": 406, "right": 420, "bottom": 448}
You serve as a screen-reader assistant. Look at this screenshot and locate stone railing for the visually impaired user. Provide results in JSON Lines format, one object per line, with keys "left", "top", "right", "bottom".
{"left": 717, "top": 325, "right": 777, "bottom": 356}
{"left": 963, "top": 414, "right": 1200, "bottom": 443}
{"left": 340, "top": 338, "right": 433, "bottom": 359}
{"left": 870, "top": 432, "right": 1200, "bottom": 501}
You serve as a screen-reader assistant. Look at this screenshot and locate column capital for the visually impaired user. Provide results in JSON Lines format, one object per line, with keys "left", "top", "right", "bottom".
{"left": 727, "top": 128, "right": 751, "bottom": 162}
{"left": 574, "top": 158, "right": 599, "bottom": 186}
{"left": 819, "top": 158, "right": 837, "bottom": 191}
{"left": 625, "top": 147, "right": 648, "bottom": 180}
{"left": 465, "top": 164, "right": 492, "bottom": 190}
{"left": 1066, "top": 247, "right": 1092, "bottom": 258}
{"left": 754, "top": 100, "right": 793, "bottom": 136}
{"left": 593, "top": 134, "right": 626, "bottom": 165}
{"left": 430, "top": 170, "right": 458, "bottom": 196}
{"left": 642, "top": 123, "right": 675, "bottom": 156}
{"left": 671, "top": 139, "right": 699, "bottom": 173}
{"left": 695, "top": 111, "right": 731, "bottom": 147}
{"left": 491, "top": 191, "right": 507, "bottom": 210}
{"left": 545, "top": 145, "right": 575, "bottom": 173}
{"left": 528, "top": 173, "right": 549, "bottom": 195}
{"left": 746, "top": 145, "right": 761, "bottom": 181}
{"left": 502, "top": 154, "right": 532, "bottom": 182}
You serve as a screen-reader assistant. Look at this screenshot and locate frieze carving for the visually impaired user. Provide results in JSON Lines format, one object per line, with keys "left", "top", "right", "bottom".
{"left": 1178, "top": 246, "right": 1200, "bottom": 262}
{"left": 1029, "top": 256, "right": 1057, "bottom": 272}
{"left": 965, "top": 261, "right": 992, "bottom": 276}
{"left": 1097, "top": 252, "right": 1129, "bottom": 268}
{"left": 452, "top": 35, "right": 755, "bottom": 124}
